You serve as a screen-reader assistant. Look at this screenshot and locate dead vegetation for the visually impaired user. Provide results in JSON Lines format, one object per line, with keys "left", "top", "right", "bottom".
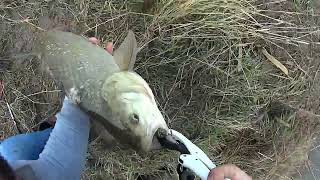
{"left": 1, "top": 0, "right": 320, "bottom": 179}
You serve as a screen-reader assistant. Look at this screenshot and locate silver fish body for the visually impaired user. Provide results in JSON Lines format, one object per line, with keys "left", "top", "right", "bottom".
{"left": 37, "top": 30, "right": 118, "bottom": 120}
{"left": 35, "top": 30, "right": 169, "bottom": 152}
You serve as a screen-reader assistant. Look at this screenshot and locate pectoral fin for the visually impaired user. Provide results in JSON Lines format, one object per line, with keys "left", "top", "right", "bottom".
{"left": 113, "top": 30, "right": 138, "bottom": 71}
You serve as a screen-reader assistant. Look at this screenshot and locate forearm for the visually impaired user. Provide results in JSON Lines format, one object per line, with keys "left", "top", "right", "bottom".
{"left": 10, "top": 98, "right": 91, "bottom": 180}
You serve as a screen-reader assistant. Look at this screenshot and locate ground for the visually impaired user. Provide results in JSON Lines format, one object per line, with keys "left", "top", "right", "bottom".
{"left": 0, "top": 0, "right": 320, "bottom": 179}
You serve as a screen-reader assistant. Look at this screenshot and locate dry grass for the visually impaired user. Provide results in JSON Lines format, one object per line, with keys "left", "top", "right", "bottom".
{"left": 1, "top": 0, "right": 320, "bottom": 179}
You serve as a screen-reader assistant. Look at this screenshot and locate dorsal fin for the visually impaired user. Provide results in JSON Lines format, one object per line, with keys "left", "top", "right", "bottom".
{"left": 113, "top": 30, "right": 138, "bottom": 71}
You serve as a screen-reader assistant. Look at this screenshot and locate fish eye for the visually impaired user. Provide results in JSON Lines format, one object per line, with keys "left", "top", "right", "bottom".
{"left": 130, "top": 113, "right": 139, "bottom": 124}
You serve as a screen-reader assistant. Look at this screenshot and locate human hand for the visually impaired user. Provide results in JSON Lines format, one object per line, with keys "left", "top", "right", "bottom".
{"left": 88, "top": 37, "right": 113, "bottom": 54}
{"left": 207, "top": 164, "right": 252, "bottom": 180}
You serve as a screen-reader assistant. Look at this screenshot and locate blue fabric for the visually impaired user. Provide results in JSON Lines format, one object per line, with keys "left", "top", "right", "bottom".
{"left": 1, "top": 98, "right": 91, "bottom": 180}
{"left": 0, "top": 128, "right": 52, "bottom": 161}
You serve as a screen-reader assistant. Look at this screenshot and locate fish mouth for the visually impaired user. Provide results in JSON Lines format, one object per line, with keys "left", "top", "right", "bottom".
{"left": 150, "top": 128, "right": 166, "bottom": 150}
{"left": 150, "top": 128, "right": 178, "bottom": 150}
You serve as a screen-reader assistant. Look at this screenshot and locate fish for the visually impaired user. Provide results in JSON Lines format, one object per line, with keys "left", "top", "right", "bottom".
{"left": 34, "top": 30, "right": 171, "bottom": 152}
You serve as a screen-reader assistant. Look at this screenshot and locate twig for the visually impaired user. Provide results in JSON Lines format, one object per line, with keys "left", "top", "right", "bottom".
{"left": 0, "top": 80, "right": 20, "bottom": 133}
{"left": 10, "top": 88, "right": 52, "bottom": 105}
{"left": 5, "top": 102, "right": 22, "bottom": 133}
{"left": 25, "top": 90, "right": 61, "bottom": 97}
{"left": 0, "top": 80, "right": 4, "bottom": 100}
{"left": 0, "top": 15, "right": 45, "bottom": 31}
{"left": 82, "top": 13, "right": 128, "bottom": 34}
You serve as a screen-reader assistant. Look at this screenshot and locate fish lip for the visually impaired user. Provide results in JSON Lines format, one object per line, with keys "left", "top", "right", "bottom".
{"left": 150, "top": 127, "right": 169, "bottom": 150}
{"left": 150, "top": 134, "right": 162, "bottom": 150}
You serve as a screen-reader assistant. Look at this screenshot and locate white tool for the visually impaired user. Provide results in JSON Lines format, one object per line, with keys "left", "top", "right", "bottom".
{"left": 170, "top": 129, "right": 216, "bottom": 180}
{"left": 159, "top": 129, "right": 230, "bottom": 180}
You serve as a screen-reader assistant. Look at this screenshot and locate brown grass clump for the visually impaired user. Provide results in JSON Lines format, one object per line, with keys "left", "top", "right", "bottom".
{"left": 1, "top": 0, "right": 320, "bottom": 179}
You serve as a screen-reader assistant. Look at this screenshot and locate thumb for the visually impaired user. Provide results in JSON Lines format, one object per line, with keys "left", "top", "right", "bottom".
{"left": 207, "top": 164, "right": 252, "bottom": 180}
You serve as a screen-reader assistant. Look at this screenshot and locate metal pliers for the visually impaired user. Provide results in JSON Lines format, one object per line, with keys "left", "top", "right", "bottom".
{"left": 158, "top": 129, "right": 216, "bottom": 180}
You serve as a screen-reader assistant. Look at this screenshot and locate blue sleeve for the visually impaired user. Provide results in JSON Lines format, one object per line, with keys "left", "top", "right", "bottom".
{"left": 0, "top": 128, "right": 52, "bottom": 161}
{"left": 11, "top": 98, "right": 91, "bottom": 180}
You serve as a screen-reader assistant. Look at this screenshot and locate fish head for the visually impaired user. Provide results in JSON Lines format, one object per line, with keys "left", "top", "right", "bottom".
{"left": 102, "top": 71, "right": 169, "bottom": 152}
